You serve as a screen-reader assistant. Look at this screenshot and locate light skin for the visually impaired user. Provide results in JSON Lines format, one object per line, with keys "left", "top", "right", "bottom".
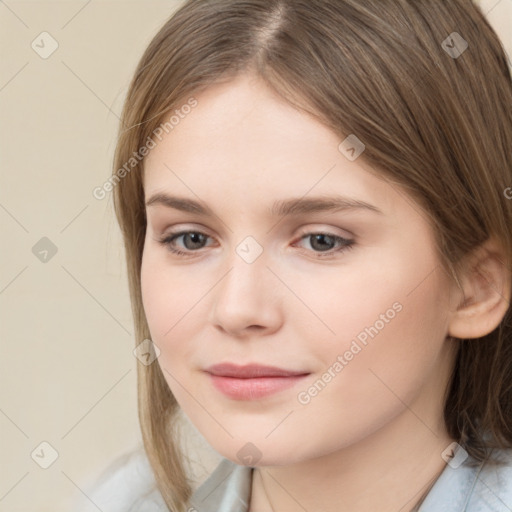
{"left": 140, "top": 73, "right": 510, "bottom": 512}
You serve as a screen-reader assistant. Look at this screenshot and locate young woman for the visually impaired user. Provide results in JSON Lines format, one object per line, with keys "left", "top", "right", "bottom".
{"left": 85, "top": 0, "right": 512, "bottom": 510}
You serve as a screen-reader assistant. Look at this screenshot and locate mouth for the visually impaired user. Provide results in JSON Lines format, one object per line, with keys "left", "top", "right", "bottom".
{"left": 204, "top": 363, "right": 311, "bottom": 400}
{"left": 205, "top": 362, "right": 309, "bottom": 378}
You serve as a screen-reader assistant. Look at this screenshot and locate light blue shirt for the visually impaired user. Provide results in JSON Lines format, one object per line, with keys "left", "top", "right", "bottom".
{"left": 79, "top": 446, "right": 512, "bottom": 511}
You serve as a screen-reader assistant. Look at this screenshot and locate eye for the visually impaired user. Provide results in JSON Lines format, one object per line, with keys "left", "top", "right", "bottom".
{"left": 157, "top": 230, "right": 355, "bottom": 258}
{"left": 158, "top": 230, "right": 214, "bottom": 256}
{"left": 293, "top": 232, "right": 355, "bottom": 258}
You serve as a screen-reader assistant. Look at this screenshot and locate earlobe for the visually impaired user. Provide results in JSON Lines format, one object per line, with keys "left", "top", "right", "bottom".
{"left": 448, "top": 237, "right": 511, "bottom": 340}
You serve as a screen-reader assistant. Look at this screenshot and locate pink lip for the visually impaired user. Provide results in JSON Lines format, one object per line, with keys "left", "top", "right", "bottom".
{"left": 205, "top": 363, "right": 310, "bottom": 400}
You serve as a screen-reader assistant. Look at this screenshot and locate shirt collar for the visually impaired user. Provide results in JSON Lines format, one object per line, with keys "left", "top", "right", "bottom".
{"left": 189, "top": 448, "right": 510, "bottom": 512}
{"left": 189, "top": 458, "right": 252, "bottom": 512}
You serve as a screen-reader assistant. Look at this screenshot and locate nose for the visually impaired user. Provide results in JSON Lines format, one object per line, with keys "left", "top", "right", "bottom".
{"left": 210, "top": 248, "right": 283, "bottom": 338}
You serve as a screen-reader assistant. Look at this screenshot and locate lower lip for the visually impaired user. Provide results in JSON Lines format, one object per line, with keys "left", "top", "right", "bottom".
{"left": 207, "top": 373, "right": 310, "bottom": 400}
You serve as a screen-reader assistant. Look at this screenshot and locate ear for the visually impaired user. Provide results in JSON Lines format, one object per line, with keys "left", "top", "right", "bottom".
{"left": 448, "top": 237, "right": 511, "bottom": 339}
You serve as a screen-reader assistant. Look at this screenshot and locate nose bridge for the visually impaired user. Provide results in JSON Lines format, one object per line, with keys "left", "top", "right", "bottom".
{"left": 211, "top": 237, "right": 281, "bottom": 333}
{"left": 221, "top": 238, "right": 269, "bottom": 300}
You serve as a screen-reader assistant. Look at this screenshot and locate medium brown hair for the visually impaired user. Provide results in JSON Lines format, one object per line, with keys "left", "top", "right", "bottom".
{"left": 112, "top": 1, "right": 512, "bottom": 509}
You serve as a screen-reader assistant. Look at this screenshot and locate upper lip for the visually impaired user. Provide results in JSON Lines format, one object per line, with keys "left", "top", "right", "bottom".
{"left": 205, "top": 363, "right": 309, "bottom": 378}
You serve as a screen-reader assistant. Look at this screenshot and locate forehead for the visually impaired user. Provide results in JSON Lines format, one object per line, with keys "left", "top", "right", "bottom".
{"left": 143, "top": 74, "right": 398, "bottom": 217}
{"left": 144, "top": 73, "right": 338, "bottom": 165}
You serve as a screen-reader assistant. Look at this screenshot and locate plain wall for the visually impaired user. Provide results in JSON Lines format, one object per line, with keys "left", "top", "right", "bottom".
{"left": 0, "top": 1, "right": 510, "bottom": 511}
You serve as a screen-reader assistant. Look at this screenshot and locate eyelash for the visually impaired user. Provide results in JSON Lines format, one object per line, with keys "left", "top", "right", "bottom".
{"left": 157, "top": 230, "right": 355, "bottom": 259}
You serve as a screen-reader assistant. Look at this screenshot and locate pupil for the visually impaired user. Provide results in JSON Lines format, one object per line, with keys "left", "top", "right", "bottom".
{"left": 312, "top": 234, "right": 334, "bottom": 251}
{"left": 185, "top": 233, "right": 205, "bottom": 249}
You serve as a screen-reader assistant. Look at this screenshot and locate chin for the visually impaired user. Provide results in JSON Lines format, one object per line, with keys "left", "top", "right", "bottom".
{"left": 208, "top": 436, "right": 309, "bottom": 468}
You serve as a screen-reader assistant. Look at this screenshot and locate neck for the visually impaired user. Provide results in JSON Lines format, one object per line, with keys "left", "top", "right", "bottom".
{"left": 249, "top": 408, "right": 454, "bottom": 512}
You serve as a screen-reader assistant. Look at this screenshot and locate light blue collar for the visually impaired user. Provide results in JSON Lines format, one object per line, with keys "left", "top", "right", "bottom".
{"left": 189, "top": 448, "right": 512, "bottom": 511}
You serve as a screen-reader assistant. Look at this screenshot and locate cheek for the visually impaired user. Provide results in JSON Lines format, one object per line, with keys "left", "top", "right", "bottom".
{"left": 140, "top": 251, "right": 168, "bottom": 337}
{"left": 140, "top": 246, "right": 212, "bottom": 376}
{"left": 283, "top": 272, "right": 453, "bottom": 459}
{"left": 286, "top": 242, "right": 448, "bottom": 360}
{"left": 306, "top": 266, "right": 451, "bottom": 415}
{"left": 140, "top": 248, "right": 189, "bottom": 346}
{"left": 294, "top": 248, "right": 452, "bottom": 407}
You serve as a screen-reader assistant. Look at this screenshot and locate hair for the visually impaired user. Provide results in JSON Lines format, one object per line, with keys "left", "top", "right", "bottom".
{"left": 111, "top": 0, "right": 512, "bottom": 510}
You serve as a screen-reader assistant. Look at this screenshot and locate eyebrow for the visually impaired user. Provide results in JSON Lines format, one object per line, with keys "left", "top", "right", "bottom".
{"left": 145, "top": 193, "right": 383, "bottom": 217}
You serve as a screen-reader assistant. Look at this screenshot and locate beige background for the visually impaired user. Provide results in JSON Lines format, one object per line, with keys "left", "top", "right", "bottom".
{"left": 1, "top": 1, "right": 510, "bottom": 511}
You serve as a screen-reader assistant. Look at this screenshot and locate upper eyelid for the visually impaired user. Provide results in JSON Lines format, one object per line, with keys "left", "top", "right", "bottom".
{"left": 159, "top": 221, "right": 354, "bottom": 236}
{"left": 163, "top": 226, "right": 353, "bottom": 239}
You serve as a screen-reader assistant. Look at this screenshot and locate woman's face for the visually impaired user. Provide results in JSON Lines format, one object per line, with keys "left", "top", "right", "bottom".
{"left": 141, "top": 73, "right": 459, "bottom": 466}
